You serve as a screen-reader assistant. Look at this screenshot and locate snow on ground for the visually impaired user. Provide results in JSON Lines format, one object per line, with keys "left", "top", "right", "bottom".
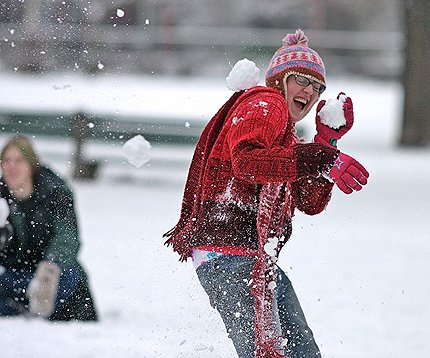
{"left": 0, "top": 71, "right": 230, "bottom": 122}
{"left": 1, "top": 73, "right": 429, "bottom": 358}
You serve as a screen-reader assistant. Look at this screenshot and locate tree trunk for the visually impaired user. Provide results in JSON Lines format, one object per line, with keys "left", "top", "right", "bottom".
{"left": 400, "top": 0, "right": 430, "bottom": 146}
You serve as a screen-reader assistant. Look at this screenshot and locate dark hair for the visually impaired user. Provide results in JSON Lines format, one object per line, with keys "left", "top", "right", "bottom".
{"left": 0, "top": 136, "right": 40, "bottom": 175}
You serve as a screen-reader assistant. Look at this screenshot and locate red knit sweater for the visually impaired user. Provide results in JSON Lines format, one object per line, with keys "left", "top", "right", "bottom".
{"left": 165, "top": 86, "right": 338, "bottom": 260}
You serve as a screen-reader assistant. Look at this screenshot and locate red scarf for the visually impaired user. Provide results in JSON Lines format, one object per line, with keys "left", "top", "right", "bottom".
{"left": 163, "top": 89, "right": 244, "bottom": 261}
{"left": 252, "top": 182, "right": 291, "bottom": 357}
{"left": 164, "top": 87, "right": 290, "bottom": 357}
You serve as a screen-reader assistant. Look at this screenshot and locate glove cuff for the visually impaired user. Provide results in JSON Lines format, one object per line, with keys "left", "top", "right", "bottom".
{"left": 314, "top": 134, "right": 338, "bottom": 148}
{"left": 322, "top": 166, "right": 335, "bottom": 183}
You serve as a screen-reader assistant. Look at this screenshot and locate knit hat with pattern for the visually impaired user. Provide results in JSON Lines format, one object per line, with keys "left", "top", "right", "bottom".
{"left": 265, "top": 29, "right": 326, "bottom": 95}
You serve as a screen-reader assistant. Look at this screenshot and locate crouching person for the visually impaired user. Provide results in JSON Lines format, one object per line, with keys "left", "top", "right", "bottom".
{"left": 0, "top": 136, "right": 97, "bottom": 321}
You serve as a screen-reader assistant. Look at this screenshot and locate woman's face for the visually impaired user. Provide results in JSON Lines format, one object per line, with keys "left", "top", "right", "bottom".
{"left": 1, "top": 146, "right": 33, "bottom": 191}
{"left": 285, "top": 75, "right": 320, "bottom": 123}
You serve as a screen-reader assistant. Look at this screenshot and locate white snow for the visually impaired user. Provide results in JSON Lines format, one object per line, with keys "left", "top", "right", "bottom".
{"left": 267, "top": 281, "right": 276, "bottom": 290}
{"left": 318, "top": 95, "right": 348, "bottom": 129}
{"left": 0, "top": 73, "right": 429, "bottom": 358}
{"left": 116, "top": 9, "right": 125, "bottom": 18}
{"left": 122, "top": 135, "right": 151, "bottom": 168}
{"left": 0, "top": 72, "right": 230, "bottom": 122}
{"left": 264, "top": 237, "right": 278, "bottom": 259}
{"left": 226, "top": 58, "right": 260, "bottom": 92}
{"left": 0, "top": 198, "right": 9, "bottom": 226}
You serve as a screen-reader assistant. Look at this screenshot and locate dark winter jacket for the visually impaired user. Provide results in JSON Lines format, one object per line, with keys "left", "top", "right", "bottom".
{"left": 0, "top": 166, "right": 81, "bottom": 271}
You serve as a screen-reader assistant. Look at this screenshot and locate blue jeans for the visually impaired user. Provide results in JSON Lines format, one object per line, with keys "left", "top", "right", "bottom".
{"left": 0, "top": 265, "right": 81, "bottom": 317}
{"left": 196, "top": 255, "right": 321, "bottom": 358}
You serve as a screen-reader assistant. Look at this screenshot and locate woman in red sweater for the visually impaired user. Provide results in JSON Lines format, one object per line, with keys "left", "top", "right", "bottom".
{"left": 165, "top": 30, "right": 368, "bottom": 358}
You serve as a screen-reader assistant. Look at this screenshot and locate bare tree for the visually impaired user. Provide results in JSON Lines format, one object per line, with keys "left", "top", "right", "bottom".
{"left": 400, "top": 0, "right": 430, "bottom": 146}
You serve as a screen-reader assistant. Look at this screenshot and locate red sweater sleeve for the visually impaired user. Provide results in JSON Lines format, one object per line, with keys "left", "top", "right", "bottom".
{"left": 227, "top": 91, "right": 338, "bottom": 184}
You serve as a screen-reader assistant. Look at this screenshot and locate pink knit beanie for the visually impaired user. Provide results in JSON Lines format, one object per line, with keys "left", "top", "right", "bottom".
{"left": 265, "top": 29, "right": 326, "bottom": 93}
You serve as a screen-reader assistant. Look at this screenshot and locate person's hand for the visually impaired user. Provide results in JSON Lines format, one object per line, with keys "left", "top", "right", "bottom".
{"left": 314, "top": 92, "right": 354, "bottom": 147}
{"left": 328, "top": 152, "right": 369, "bottom": 194}
{"left": 27, "top": 261, "right": 61, "bottom": 318}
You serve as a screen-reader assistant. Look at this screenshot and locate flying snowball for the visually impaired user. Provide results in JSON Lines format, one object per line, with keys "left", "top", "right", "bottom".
{"left": 123, "top": 135, "right": 151, "bottom": 168}
{"left": 226, "top": 58, "right": 260, "bottom": 92}
{"left": 318, "top": 94, "right": 347, "bottom": 129}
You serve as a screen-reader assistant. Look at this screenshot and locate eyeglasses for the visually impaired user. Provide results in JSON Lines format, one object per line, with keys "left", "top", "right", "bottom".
{"left": 293, "top": 74, "right": 326, "bottom": 94}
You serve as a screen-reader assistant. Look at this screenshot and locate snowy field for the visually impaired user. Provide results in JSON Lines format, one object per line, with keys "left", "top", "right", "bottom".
{"left": 1, "top": 72, "right": 430, "bottom": 358}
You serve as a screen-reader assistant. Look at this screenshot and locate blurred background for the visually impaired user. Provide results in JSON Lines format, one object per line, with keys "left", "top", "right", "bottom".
{"left": 0, "top": 0, "right": 428, "bottom": 154}
{"left": 0, "top": 0, "right": 403, "bottom": 77}
{"left": 1, "top": 2, "right": 430, "bottom": 357}
{"left": 0, "top": 0, "right": 407, "bottom": 77}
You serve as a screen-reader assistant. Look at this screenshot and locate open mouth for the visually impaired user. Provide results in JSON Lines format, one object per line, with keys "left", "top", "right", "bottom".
{"left": 293, "top": 97, "right": 308, "bottom": 110}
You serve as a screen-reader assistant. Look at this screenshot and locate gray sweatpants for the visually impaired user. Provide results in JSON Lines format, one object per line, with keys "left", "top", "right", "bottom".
{"left": 196, "top": 254, "right": 321, "bottom": 358}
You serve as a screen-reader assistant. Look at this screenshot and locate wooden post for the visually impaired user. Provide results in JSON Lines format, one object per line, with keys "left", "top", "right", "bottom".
{"left": 72, "top": 112, "right": 99, "bottom": 180}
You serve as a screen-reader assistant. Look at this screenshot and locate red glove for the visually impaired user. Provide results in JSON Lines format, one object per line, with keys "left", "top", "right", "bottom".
{"left": 329, "top": 152, "right": 369, "bottom": 194}
{"left": 314, "top": 92, "right": 354, "bottom": 147}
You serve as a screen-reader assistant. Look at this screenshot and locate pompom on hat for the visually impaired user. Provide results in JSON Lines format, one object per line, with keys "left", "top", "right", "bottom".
{"left": 265, "top": 29, "right": 326, "bottom": 95}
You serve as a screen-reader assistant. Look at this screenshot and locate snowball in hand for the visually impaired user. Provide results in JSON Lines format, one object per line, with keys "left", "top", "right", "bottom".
{"left": 318, "top": 94, "right": 347, "bottom": 129}
{"left": 123, "top": 135, "right": 151, "bottom": 168}
{"left": 0, "top": 198, "right": 9, "bottom": 227}
{"left": 226, "top": 58, "right": 260, "bottom": 92}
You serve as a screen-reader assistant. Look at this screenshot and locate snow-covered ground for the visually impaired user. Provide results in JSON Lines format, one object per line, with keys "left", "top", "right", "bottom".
{"left": 1, "top": 72, "right": 429, "bottom": 358}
